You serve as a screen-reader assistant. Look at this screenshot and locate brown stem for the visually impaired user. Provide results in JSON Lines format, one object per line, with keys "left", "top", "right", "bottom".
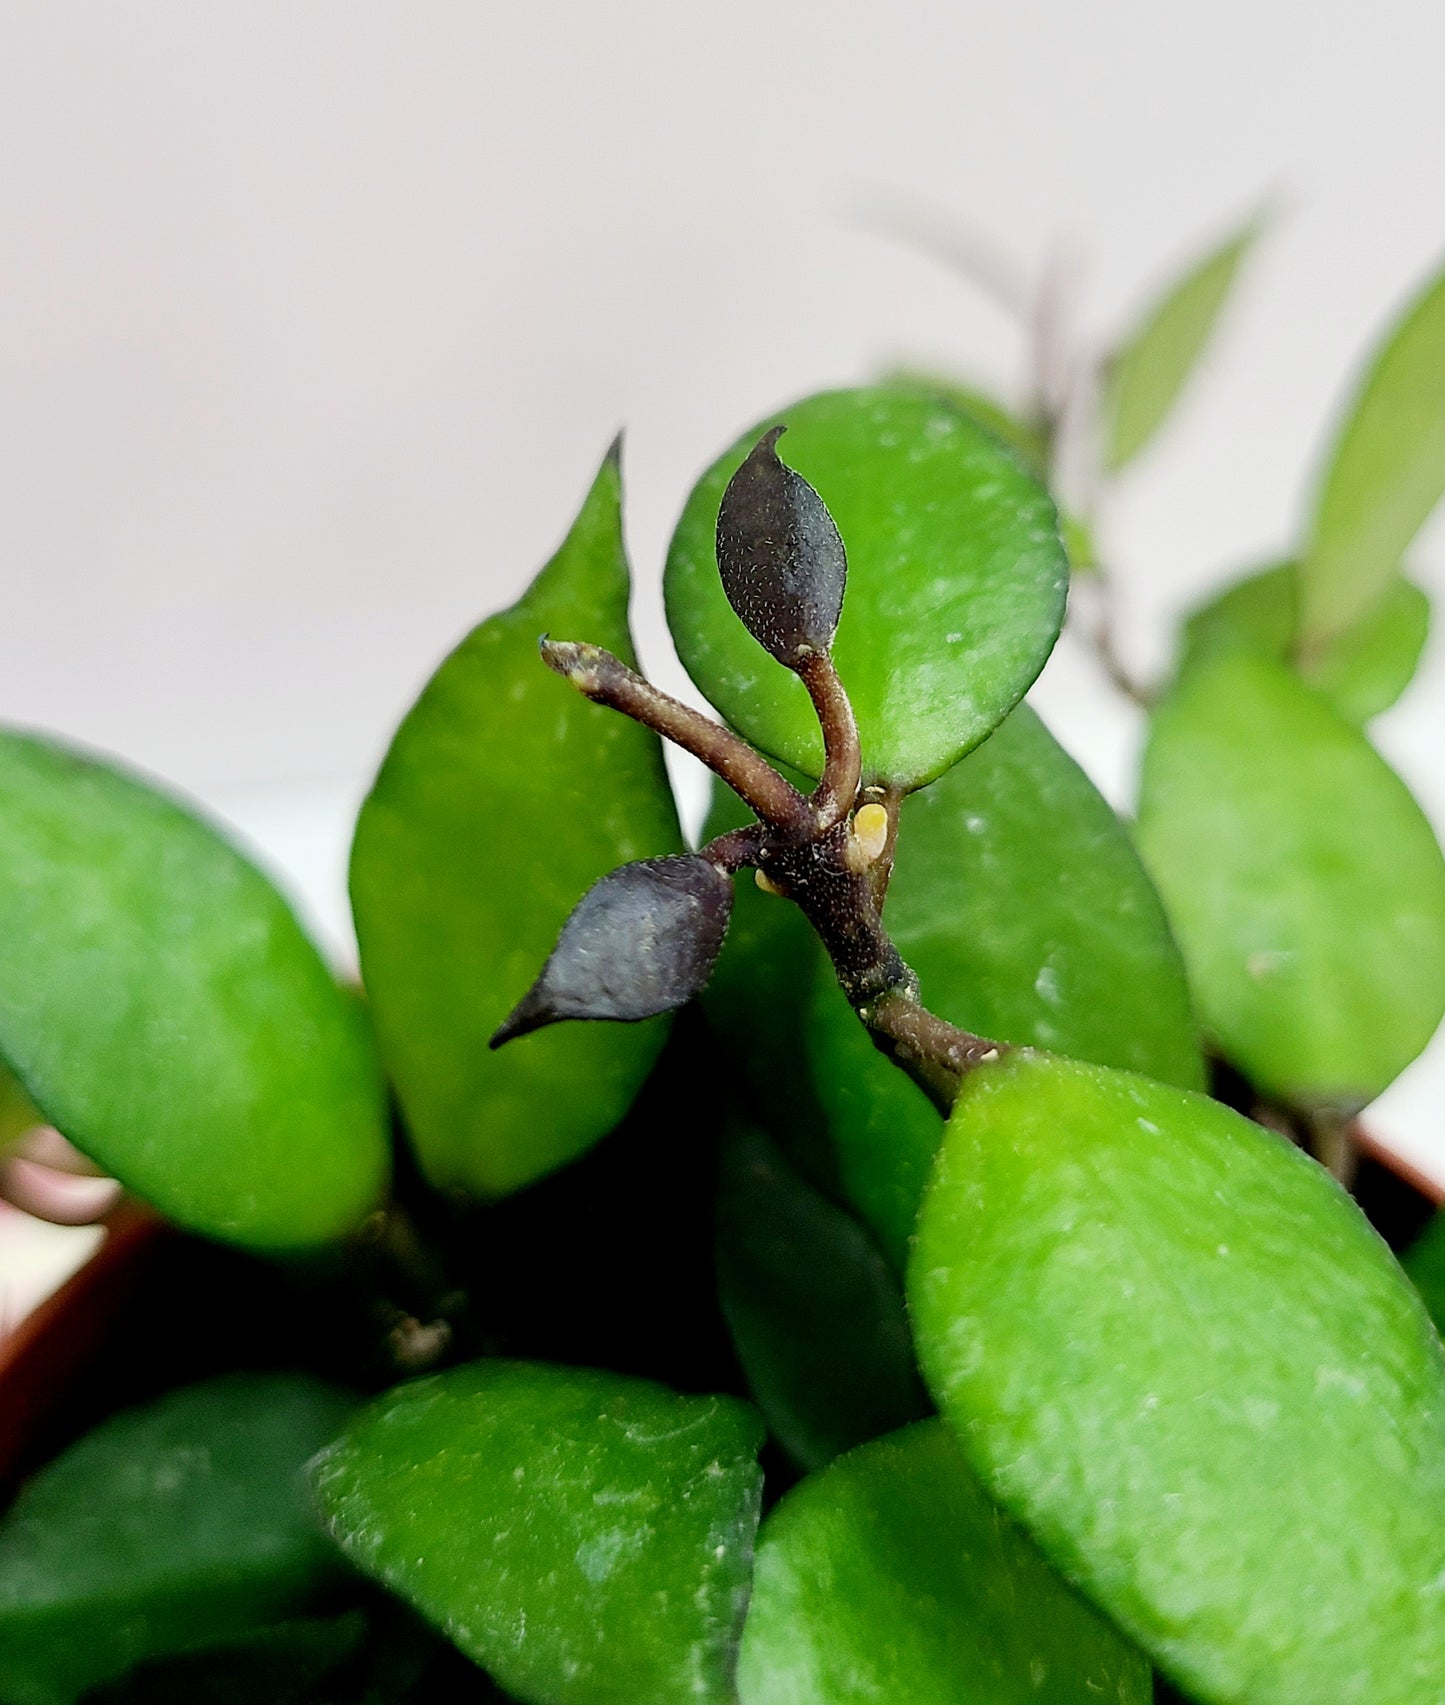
{"left": 700, "top": 823, "right": 766, "bottom": 875}
{"left": 797, "top": 651, "right": 862, "bottom": 830}
{"left": 541, "top": 640, "right": 811, "bottom": 833}
{"left": 542, "top": 633, "right": 1005, "bottom": 1112}
{"left": 860, "top": 988, "right": 1007, "bottom": 1113}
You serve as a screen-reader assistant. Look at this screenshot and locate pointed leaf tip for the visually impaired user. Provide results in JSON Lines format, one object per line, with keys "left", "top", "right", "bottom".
{"left": 716, "top": 428, "right": 848, "bottom": 668}
{"left": 491, "top": 854, "right": 734, "bottom": 1046}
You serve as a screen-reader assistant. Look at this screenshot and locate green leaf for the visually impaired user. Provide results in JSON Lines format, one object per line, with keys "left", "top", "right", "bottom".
{"left": 806, "top": 704, "right": 1204, "bottom": 1266}
{"left": 735, "top": 1420, "right": 1151, "bottom": 1705}
{"left": 1102, "top": 216, "right": 1260, "bottom": 471}
{"left": 351, "top": 446, "right": 682, "bottom": 1198}
{"left": 0, "top": 735, "right": 388, "bottom": 1249}
{"left": 714, "top": 1121, "right": 928, "bottom": 1471}
{"left": 311, "top": 1362, "right": 764, "bottom": 1705}
{"left": 665, "top": 387, "right": 1068, "bottom": 791}
{"left": 1180, "top": 560, "right": 1430, "bottom": 723}
{"left": 1137, "top": 651, "right": 1445, "bottom": 1110}
{"left": 1300, "top": 254, "right": 1445, "bottom": 649}
{"left": 0, "top": 1374, "right": 355, "bottom": 1705}
{"left": 909, "top": 1049, "right": 1445, "bottom": 1705}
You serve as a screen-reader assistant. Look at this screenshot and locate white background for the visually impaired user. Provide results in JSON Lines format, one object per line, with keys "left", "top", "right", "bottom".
{"left": 1, "top": 1, "right": 1443, "bottom": 1310}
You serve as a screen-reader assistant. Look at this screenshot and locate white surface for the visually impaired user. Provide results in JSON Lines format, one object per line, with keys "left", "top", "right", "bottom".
{"left": 0, "top": 0, "right": 1442, "bottom": 1327}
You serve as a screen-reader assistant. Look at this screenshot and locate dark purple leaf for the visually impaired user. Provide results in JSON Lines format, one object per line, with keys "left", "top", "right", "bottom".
{"left": 715, "top": 427, "right": 847, "bottom": 667}
{"left": 491, "top": 856, "right": 733, "bottom": 1046}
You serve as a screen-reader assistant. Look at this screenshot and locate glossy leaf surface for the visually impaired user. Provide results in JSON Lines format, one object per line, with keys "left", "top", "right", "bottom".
{"left": 1138, "top": 652, "right": 1445, "bottom": 1109}
{"left": 0, "top": 1375, "right": 354, "bottom": 1705}
{"left": 492, "top": 855, "right": 732, "bottom": 1045}
{"left": 0, "top": 733, "right": 387, "bottom": 1249}
{"left": 666, "top": 387, "right": 1067, "bottom": 790}
{"left": 1180, "top": 560, "right": 1429, "bottom": 723}
{"left": 312, "top": 1361, "right": 764, "bottom": 1705}
{"left": 351, "top": 447, "right": 682, "bottom": 1198}
{"left": 806, "top": 705, "right": 1203, "bottom": 1265}
{"left": 910, "top": 1049, "right": 1445, "bottom": 1705}
{"left": 1301, "top": 256, "right": 1445, "bottom": 647}
{"left": 715, "top": 428, "right": 847, "bottom": 666}
{"left": 736, "top": 1420, "right": 1150, "bottom": 1705}
{"left": 1103, "top": 216, "right": 1259, "bottom": 470}
{"left": 715, "top": 1121, "right": 928, "bottom": 1471}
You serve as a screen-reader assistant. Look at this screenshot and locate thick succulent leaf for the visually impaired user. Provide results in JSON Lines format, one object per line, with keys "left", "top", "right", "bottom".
{"left": 880, "top": 371, "right": 1049, "bottom": 475}
{"left": 1180, "top": 560, "right": 1430, "bottom": 723}
{"left": 910, "top": 1049, "right": 1445, "bottom": 1705}
{"left": 715, "top": 428, "right": 847, "bottom": 666}
{"left": 806, "top": 704, "right": 1204, "bottom": 1266}
{"left": 1102, "top": 216, "right": 1260, "bottom": 471}
{"left": 666, "top": 387, "right": 1067, "bottom": 790}
{"left": 715, "top": 1121, "right": 928, "bottom": 1471}
{"left": 311, "top": 1361, "right": 764, "bottom": 1705}
{"left": 736, "top": 1420, "right": 1150, "bottom": 1705}
{"left": 1300, "top": 256, "right": 1445, "bottom": 648}
{"left": 492, "top": 856, "right": 732, "bottom": 1045}
{"left": 1137, "top": 651, "right": 1445, "bottom": 1110}
{"left": 883, "top": 373, "right": 1099, "bottom": 570}
{"left": 0, "top": 1375, "right": 354, "bottom": 1705}
{"left": 0, "top": 734, "right": 387, "bottom": 1249}
{"left": 351, "top": 446, "right": 682, "bottom": 1198}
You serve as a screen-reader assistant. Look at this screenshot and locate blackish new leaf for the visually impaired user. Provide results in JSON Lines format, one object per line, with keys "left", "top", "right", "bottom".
{"left": 491, "top": 855, "right": 733, "bottom": 1046}
{"left": 716, "top": 427, "right": 847, "bottom": 667}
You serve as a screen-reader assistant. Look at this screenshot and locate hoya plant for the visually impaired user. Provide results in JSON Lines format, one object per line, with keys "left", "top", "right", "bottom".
{"left": 2, "top": 221, "right": 1445, "bottom": 1705}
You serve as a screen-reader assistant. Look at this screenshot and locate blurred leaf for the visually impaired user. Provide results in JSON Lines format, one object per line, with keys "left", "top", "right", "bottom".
{"left": 1404, "top": 1214, "right": 1445, "bottom": 1337}
{"left": 1307, "top": 575, "right": 1431, "bottom": 720}
{"left": 0, "top": 735, "right": 387, "bottom": 1249}
{"left": 81, "top": 1613, "right": 368, "bottom": 1705}
{"left": 351, "top": 445, "right": 682, "bottom": 1199}
{"left": 806, "top": 704, "right": 1203, "bottom": 1266}
{"left": 312, "top": 1362, "right": 764, "bottom": 1705}
{"left": 0, "top": 1058, "right": 40, "bottom": 1153}
{"left": 910, "top": 1049, "right": 1445, "bottom": 1705}
{"left": 1137, "top": 652, "right": 1445, "bottom": 1110}
{"left": 1180, "top": 561, "right": 1430, "bottom": 723}
{"left": 1301, "top": 254, "right": 1445, "bottom": 648}
{"left": 714, "top": 1121, "right": 928, "bottom": 1471}
{"left": 736, "top": 1420, "right": 1150, "bottom": 1705}
{"left": 665, "top": 386, "right": 1068, "bottom": 791}
{"left": 0, "top": 1375, "right": 355, "bottom": 1705}
{"left": 1102, "top": 215, "right": 1260, "bottom": 471}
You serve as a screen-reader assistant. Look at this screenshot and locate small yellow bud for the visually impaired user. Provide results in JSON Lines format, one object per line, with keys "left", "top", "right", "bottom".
{"left": 755, "top": 869, "right": 787, "bottom": 897}
{"left": 845, "top": 802, "right": 890, "bottom": 871}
